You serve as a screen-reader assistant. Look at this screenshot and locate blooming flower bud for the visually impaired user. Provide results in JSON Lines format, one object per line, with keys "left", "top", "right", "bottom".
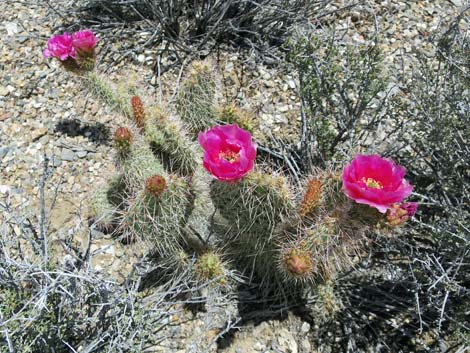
{"left": 198, "top": 124, "right": 256, "bottom": 182}
{"left": 43, "top": 33, "right": 75, "bottom": 61}
{"left": 72, "top": 30, "right": 97, "bottom": 57}
{"left": 342, "top": 154, "right": 413, "bottom": 213}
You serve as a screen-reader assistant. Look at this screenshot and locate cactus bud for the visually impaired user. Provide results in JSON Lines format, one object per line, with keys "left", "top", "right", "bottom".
{"left": 282, "top": 248, "right": 314, "bottom": 279}
{"left": 114, "top": 127, "right": 132, "bottom": 151}
{"left": 299, "top": 178, "right": 322, "bottom": 217}
{"left": 195, "top": 252, "right": 225, "bottom": 283}
{"left": 145, "top": 175, "right": 166, "bottom": 197}
{"left": 386, "top": 202, "right": 418, "bottom": 227}
{"left": 131, "top": 96, "right": 146, "bottom": 129}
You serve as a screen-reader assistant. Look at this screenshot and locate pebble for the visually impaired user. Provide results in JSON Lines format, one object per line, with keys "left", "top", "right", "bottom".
{"left": 76, "top": 150, "right": 88, "bottom": 159}
{"left": 50, "top": 155, "right": 62, "bottom": 167}
{"left": 286, "top": 79, "right": 296, "bottom": 89}
{"left": 4, "top": 22, "right": 18, "bottom": 35}
{"left": 61, "top": 149, "right": 76, "bottom": 162}
{"left": 253, "top": 342, "right": 266, "bottom": 351}
{"left": 300, "top": 339, "right": 311, "bottom": 352}
{"left": 0, "top": 185, "right": 12, "bottom": 194}
{"left": 0, "top": 147, "right": 10, "bottom": 160}
{"left": 0, "top": 87, "right": 10, "bottom": 97}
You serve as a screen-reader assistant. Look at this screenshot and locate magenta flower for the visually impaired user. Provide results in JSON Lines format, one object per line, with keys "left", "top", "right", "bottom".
{"left": 342, "top": 154, "right": 413, "bottom": 213}
{"left": 72, "top": 30, "right": 97, "bottom": 56}
{"left": 43, "top": 33, "right": 75, "bottom": 61}
{"left": 198, "top": 124, "right": 257, "bottom": 182}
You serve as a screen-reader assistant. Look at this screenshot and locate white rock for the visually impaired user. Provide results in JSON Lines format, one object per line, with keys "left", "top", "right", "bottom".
{"left": 0, "top": 185, "right": 12, "bottom": 194}
{"left": 4, "top": 22, "right": 19, "bottom": 35}
{"left": 253, "top": 342, "right": 265, "bottom": 351}
{"left": 300, "top": 339, "right": 311, "bottom": 352}
{"left": 301, "top": 322, "right": 310, "bottom": 333}
{"left": 0, "top": 88, "right": 9, "bottom": 97}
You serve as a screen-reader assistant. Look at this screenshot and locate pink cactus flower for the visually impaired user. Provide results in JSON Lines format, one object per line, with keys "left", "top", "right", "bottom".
{"left": 43, "top": 33, "right": 75, "bottom": 61}
{"left": 342, "top": 154, "right": 413, "bottom": 213}
{"left": 72, "top": 30, "right": 97, "bottom": 55}
{"left": 198, "top": 124, "right": 257, "bottom": 182}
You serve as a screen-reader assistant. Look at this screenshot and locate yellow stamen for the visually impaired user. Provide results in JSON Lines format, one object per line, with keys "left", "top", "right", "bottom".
{"left": 219, "top": 150, "right": 240, "bottom": 163}
{"left": 361, "top": 177, "right": 383, "bottom": 189}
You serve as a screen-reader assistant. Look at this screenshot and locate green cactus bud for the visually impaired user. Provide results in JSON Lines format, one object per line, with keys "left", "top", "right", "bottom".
{"left": 195, "top": 252, "right": 226, "bottom": 285}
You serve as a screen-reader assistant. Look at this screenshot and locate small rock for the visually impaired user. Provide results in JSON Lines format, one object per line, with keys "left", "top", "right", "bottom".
{"left": 137, "top": 54, "right": 145, "bottom": 63}
{"left": 278, "top": 105, "right": 289, "bottom": 113}
{"left": 287, "top": 79, "right": 296, "bottom": 89}
{"left": 17, "top": 36, "right": 29, "bottom": 44}
{"left": 253, "top": 341, "right": 266, "bottom": 351}
{"left": 301, "top": 322, "right": 310, "bottom": 333}
{"left": 0, "top": 185, "right": 12, "bottom": 194}
{"left": 0, "top": 87, "right": 10, "bottom": 97}
{"left": 50, "top": 155, "right": 62, "bottom": 167}
{"left": 76, "top": 150, "right": 88, "bottom": 159}
{"left": 278, "top": 329, "right": 298, "bottom": 353}
{"left": 31, "top": 127, "right": 47, "bottom": 142}
{"left": 262, "top": 72, "right": 272, "bottom": 80}
{"left": 4, "top": 22, "right": 19, "bottom": 35}
{"left": 61, "top": 149, "right": 76, "bottom": 162}
{"left": 0, "top": 147, "right": 10, "bottom": 160}
{"left": 300, "top": 339, "right": 311, "bottom": 352}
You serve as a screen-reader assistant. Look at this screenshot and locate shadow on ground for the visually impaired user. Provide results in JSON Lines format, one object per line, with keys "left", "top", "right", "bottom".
{"left": 55, "top": 118, "right": 110, "bottom": 144}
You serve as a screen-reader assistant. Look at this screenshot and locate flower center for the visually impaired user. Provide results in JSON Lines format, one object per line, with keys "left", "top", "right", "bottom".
{"left": 219, "top": 149, "right": 240, "bottom": 163}
{"left": 361, "top": 177, "right": 383, "bottom": 189}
